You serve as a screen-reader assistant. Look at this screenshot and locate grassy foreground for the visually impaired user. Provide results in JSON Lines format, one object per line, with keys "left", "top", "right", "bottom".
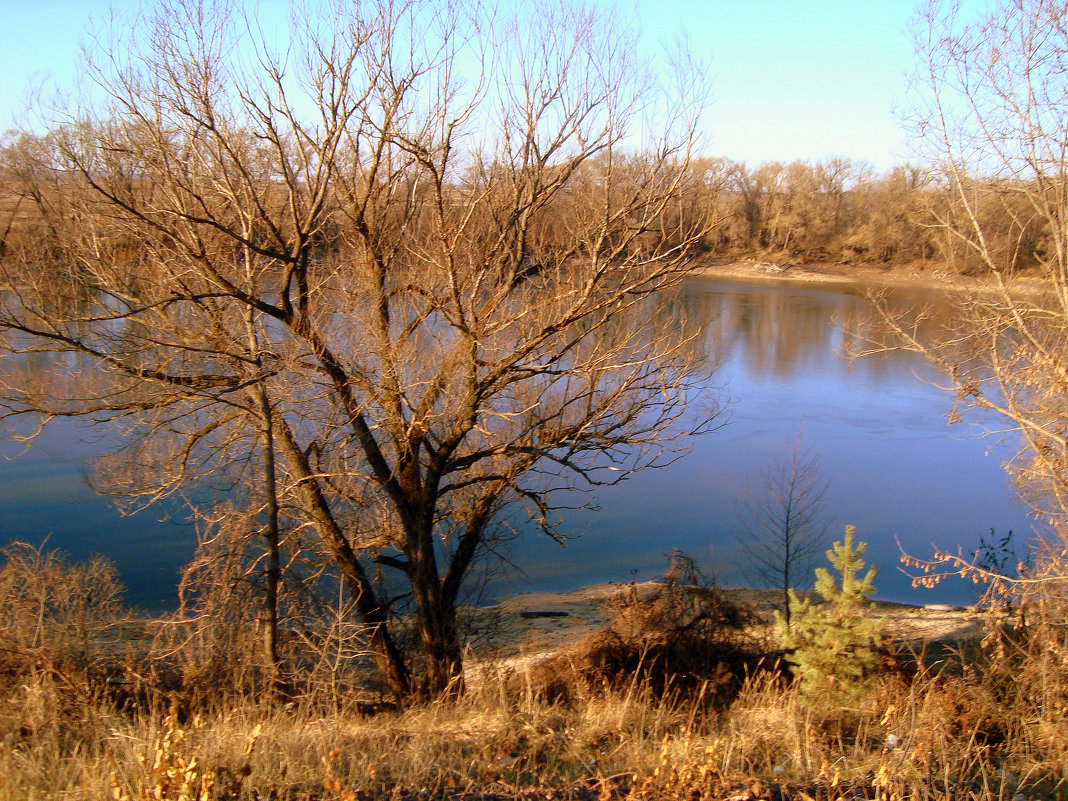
{"left": 1, "top": 547, "right": 1066, "bottom": 800}
{"left": 4, "top": 635, "right": 1065, "bottom": 801}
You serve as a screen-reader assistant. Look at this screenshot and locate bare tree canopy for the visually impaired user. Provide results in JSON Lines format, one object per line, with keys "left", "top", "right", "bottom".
{"left": 886, "top": 0, "right": 1068, "bottom": 536}
{"left": 0, "top": 0, "right": 721, "bottom": 699}
{"left": 735, "top": 433, "right": 829, "bottom": 628}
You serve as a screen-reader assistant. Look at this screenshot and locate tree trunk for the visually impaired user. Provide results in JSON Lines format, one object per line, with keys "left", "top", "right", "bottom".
{"left": 782, "top": 563, "right": 791, "bottom": 630}
{"left": 273, "top": 417, "right": 413, "bottom": 701}
{"left": 416, "top": 595, "right": 464, "bottom": 699}
{"left": 408, "top": 522, "right": 465, "bottom": 699}
{"left": 244, "top": 287, "right": 286, "bottom": 701}
{"left": 254, "top": 385, "right": 285, "bottom": 700}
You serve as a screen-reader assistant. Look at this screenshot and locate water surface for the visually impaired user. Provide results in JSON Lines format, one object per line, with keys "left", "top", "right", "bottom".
{"left": 0, "top": 277, "right": 1034, "bottom": 608}
{"left": 496, "top": 277, "right": 1033, "bottom": 606}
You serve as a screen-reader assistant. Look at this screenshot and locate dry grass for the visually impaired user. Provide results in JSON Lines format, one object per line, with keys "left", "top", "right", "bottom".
{"left": 5, "top": 660, "right": 1063, "bottom": 801}
{"left": 1, "top": 549, "right": 1066, "bottom": 800}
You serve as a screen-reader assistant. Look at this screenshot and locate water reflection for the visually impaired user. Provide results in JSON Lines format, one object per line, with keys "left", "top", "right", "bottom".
{"left": 497, "top": 278, "right": 1033, "bottom": 606}
{"left": 684, "top": 280, "right": 958, "bottom": 382}
{"left": 0, "top": 277, "right": 1036, "bottom": 609}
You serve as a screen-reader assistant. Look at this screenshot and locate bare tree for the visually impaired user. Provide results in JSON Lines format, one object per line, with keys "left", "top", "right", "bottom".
{"left": 735, "top": 433, "right": 829, "bottom": 628}
{"left": 0, "top": 0, "right": 720, "bottom": 700}
{"left": 883, "top": 0, "right": 1068, "bottom": 537}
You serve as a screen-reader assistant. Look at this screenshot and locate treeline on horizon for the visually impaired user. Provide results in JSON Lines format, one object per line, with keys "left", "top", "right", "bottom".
{"left": 0, "top": 134, "right": 1046, "bottom": 280}
{"left": 686, "top": 155, "right": 1042, "bottom": 274}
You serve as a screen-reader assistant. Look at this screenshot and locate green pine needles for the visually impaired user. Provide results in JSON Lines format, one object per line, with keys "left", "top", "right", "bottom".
{"left": 779, "top": 525, "right": 882, "bottom": 702}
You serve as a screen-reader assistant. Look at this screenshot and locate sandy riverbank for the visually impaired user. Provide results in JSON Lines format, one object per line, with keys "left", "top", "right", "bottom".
{"left": 468, "top": 581, "right": 985, "bottom": 660}
{"left": 692, "top": 257, "right": 1048, "bottom": 294}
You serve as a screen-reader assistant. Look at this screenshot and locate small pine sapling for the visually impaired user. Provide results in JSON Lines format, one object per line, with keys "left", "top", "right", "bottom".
{"left": 779, "top": 525, "right": 882, "bottom": 701}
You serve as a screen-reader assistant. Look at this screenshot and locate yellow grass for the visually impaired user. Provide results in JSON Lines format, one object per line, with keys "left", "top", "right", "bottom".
{"left": 0, "top": 562, "right": 1063, "bottom": 800}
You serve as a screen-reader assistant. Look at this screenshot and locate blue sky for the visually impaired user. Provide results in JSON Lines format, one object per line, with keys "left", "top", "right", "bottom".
{"left": 0, "top": 0, "right": 990, "bottom": 170}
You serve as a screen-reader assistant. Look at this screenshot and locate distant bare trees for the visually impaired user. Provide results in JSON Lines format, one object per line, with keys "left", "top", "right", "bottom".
{"left": 0, "top": 0, "right": 720, "bottom": 700}
{"left": 675, "top": 156, "right": 935, "bottom": 264}
{"left": 2, "top": 116, "right": 1043, "bottom": 283}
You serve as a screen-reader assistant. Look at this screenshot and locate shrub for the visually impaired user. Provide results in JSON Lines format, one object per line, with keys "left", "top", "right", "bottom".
{"left": 0, "top": 540, "right": 124, "bottom": 676}
{"left": 528, "top": 551, "right": 766, "bottom": 707}
{"left": 0, "top": 541, "right": 126, "bottom": 775}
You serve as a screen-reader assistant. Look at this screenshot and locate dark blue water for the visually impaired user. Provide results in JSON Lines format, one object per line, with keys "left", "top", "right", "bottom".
{"left": 0, "top": 422, "right": 193, "bottom": 612}
{"left": 0, "top": 277, "right": 1035, "bottom": 609}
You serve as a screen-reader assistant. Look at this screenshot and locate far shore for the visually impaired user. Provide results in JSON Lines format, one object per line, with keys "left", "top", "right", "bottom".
{"left": 691, "top": 256, "right": 1049, "bottom": 294}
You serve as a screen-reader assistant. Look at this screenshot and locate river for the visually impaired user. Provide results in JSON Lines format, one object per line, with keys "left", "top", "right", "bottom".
{"left": 0, "top": 276, "right": 1036, "bottom": 609}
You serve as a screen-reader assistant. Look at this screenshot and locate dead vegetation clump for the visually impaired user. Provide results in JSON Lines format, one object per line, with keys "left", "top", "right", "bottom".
{"left": 903, "top": 534, "right": 1068, "bottom": 778}
{"left": 0, "top": 541, "right": 125, "bottom": 710}
{"left": 520, "top": 554, "right": 774, "bottom": 709}
{"left": 0, "top": 542, "right": 128, "bottom": 798}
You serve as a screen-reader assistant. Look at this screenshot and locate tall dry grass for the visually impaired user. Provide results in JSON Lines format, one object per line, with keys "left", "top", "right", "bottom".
{"left": 5, "top": 660, "right": 1062, "bottom": 800}
{"left": 1, "top": 544, "right": 1066, "bottom": 800}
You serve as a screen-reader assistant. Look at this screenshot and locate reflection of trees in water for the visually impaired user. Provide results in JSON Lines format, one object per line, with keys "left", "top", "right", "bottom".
{"left": 673, "top": 280, "right": 963, "bottom": 384}
{"left": 4, "top": 282, "right": 969, "bottom": 421}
